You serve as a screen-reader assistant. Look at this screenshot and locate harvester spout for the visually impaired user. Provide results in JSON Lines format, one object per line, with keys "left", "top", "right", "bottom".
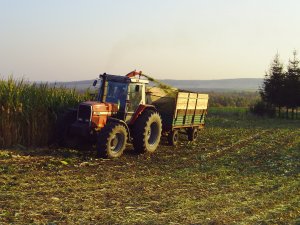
{"left": 126, "top": 70, "right": 142, "bottom": 78}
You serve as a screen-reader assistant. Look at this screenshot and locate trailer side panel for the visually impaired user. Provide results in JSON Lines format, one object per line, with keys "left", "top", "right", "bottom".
{"left": 173, "top": 92, "right": 208, "bottom": 128}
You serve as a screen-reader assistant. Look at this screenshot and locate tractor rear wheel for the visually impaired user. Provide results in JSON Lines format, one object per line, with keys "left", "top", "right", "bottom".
{"left": 168, "top": 129, "right": 179, "bottom": 146}
{"left": 97, "top": 123, "right": 128, "bottom": 158}
{"left": 187, "top": 127, "right": 198, "bottom": 142}
{"left": 132, "top": 110, "right": 162, "bottom": 153}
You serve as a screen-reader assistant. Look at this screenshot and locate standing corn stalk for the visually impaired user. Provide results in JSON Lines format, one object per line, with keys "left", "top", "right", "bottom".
{"left": 0, "top": 77, "right": 87, "bottom": 148}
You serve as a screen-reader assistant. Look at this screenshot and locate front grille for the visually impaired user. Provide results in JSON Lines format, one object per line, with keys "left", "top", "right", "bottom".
{"left": 77, "top": 105, "right": 91, "bottom": 123}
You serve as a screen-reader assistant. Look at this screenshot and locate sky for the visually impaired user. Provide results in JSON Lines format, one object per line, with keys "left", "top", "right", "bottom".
{"left": 1, "top": 0, "right": 300, "bottom": 81}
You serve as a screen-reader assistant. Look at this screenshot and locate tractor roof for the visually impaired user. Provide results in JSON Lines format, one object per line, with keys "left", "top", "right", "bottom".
{"left": 101, "top": 73, "right": 149, "bottom": 84}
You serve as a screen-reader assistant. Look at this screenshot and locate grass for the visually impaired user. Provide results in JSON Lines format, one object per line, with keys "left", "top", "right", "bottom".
{"left": 0, "top": 77, "right": 88, "bottom": 147}
{"left": 0, "top": 109, "right": 300, "bottom": 224}
{"left": 208, "top": 106, "right": 249, "bottom": 117}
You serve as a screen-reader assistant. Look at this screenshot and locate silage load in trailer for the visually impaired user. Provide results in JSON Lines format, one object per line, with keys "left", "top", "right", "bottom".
{"left": 146, "top": 86, "right": 178, "bottom": 116}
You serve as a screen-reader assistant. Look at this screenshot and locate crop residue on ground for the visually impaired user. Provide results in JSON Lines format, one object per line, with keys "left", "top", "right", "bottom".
{"left": 0, "top": 112, "right": 300, "bottom": 224}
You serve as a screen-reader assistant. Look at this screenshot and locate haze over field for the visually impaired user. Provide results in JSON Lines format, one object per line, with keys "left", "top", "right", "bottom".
{"left": 1, "top": 0, "right": 300, "bottom": 81}
{"left": 55, "top": 78, "right": 263, "bottom": 91}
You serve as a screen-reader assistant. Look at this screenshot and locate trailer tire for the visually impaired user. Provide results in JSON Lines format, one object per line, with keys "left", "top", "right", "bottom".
{"left": 168, "top": 129, "right": 179, "bottom": 146}
{"left": 97, "top": 123, "right": 128, "bottom": 158}
{"left": 187, "top": 127, "right": 198, "bottom": 142}
{"left": 132, "top": 110, "right": 162, "bottom": 153}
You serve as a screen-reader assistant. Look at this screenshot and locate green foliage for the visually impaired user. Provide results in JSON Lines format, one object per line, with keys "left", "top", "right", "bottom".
{"left": 260, "top": 51, "right": 300, "bottom": 118}
{"left": 250, "top": 101, "right": 276, "bottom": 117}
{"left": 0, "top": 77, "right": 88, "bottom": 147}
{"left": 285, "top": 50, "right": 300, "bottom": 109}
{"left": 208, "top": 107, "right": 248, "bottom": 118}
{"left": 260, "top": 53, "right": 286, "bottom": 108}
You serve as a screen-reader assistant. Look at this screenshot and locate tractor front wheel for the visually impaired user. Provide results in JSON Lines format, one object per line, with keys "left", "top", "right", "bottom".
{"left": 97, "top": 123, "right": 128, "bottom": 158}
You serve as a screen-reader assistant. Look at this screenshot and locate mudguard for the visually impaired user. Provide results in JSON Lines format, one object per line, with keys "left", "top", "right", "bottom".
{"left": 107, "top": 117, "right": 131, "bottom": 140}
{"left": 129, "top": 104, "right": 157, "bottom": 125}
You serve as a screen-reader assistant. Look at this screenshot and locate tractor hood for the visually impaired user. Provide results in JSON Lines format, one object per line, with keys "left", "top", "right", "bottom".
{"left": 80, "top": 101, "right": 119, "bottom": 113}
{"left": 77, "top": 101, "right": 119, "bottom": 129}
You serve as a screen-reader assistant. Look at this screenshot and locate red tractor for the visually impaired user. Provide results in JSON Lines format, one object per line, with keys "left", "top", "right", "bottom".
{"left": 62, "top": 71, "right": 162, "bottom": 158}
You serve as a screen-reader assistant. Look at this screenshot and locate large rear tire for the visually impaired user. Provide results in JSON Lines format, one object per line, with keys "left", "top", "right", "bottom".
{"left": 97, "top": 123, "right": 128, "bottom": 158}
{"left": 132, "top": 110, "right": 162, "bottom": 153}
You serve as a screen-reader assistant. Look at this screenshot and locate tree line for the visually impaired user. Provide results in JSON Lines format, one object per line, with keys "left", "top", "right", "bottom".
{"left": 252, "top": 51, "right": 300, "bottom": 118}
{"left": 208, "top": 92, "right": 260, "bottom": 107}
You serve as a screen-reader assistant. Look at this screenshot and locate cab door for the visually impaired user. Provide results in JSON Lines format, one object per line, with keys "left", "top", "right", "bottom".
{"left": 125, "top": 84, "right": 143, "bottom": 122}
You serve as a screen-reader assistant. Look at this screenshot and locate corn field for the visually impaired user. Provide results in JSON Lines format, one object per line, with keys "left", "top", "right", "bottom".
{"left": 0, "top": 77, "right": 87, "bottom": 147}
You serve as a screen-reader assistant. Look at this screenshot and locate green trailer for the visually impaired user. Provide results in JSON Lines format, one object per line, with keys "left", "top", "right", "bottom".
{"left": 151, "top": 91, "right": 209, "bottom": 146}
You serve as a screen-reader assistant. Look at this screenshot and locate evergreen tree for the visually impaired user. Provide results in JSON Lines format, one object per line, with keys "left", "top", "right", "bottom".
{"left": 285, "top": 50, "right": 300, "bottom": 118}
{"left": 260, "top": 54, "right": 285, "bottom": 116}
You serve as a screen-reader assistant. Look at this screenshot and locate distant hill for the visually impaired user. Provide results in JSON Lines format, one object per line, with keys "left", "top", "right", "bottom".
{"left": 52, "top": 79, "right": 94, "bottom": 90}
{"left": 52, "top": 78, "right": 263, "bottom": 92}
{"left": 162, "top": 78, "right": 263, "bottom": 91}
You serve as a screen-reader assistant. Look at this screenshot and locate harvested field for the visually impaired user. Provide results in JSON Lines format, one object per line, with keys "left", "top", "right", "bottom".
{"left": 0, "top": 110, "right": 300, "bottom": 224}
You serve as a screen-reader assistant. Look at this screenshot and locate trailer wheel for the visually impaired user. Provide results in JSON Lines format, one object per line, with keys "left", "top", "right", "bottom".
{"left": 97, "top": 123, "right": 128, "bottom": 158}
{"left": 132, "top": 110, "right": 162, "bottom": 153}
{"left": 168, "top": 130, "right": 179, "bottom": 146}
{"left": 187, "top": 128, "right": 198, "bottom": 142}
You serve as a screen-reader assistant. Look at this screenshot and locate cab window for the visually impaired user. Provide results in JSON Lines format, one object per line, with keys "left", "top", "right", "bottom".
{"left": 105, "top": 81, "right": 128, "bottom": 111}
{"left": 127, "top": 84, "right": 142, "bottom": 112}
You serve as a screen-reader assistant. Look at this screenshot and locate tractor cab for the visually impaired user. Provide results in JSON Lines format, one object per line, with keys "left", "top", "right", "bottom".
{"left": 94, "top": 73, "right": 149, "bottom": 122}
{"left": 73, "top": 71, "right": 151, "bottom": 136}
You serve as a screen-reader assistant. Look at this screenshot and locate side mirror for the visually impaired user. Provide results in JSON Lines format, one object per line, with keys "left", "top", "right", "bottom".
{"left": 92, "top": 80, "right": 97, "bottom": 87}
